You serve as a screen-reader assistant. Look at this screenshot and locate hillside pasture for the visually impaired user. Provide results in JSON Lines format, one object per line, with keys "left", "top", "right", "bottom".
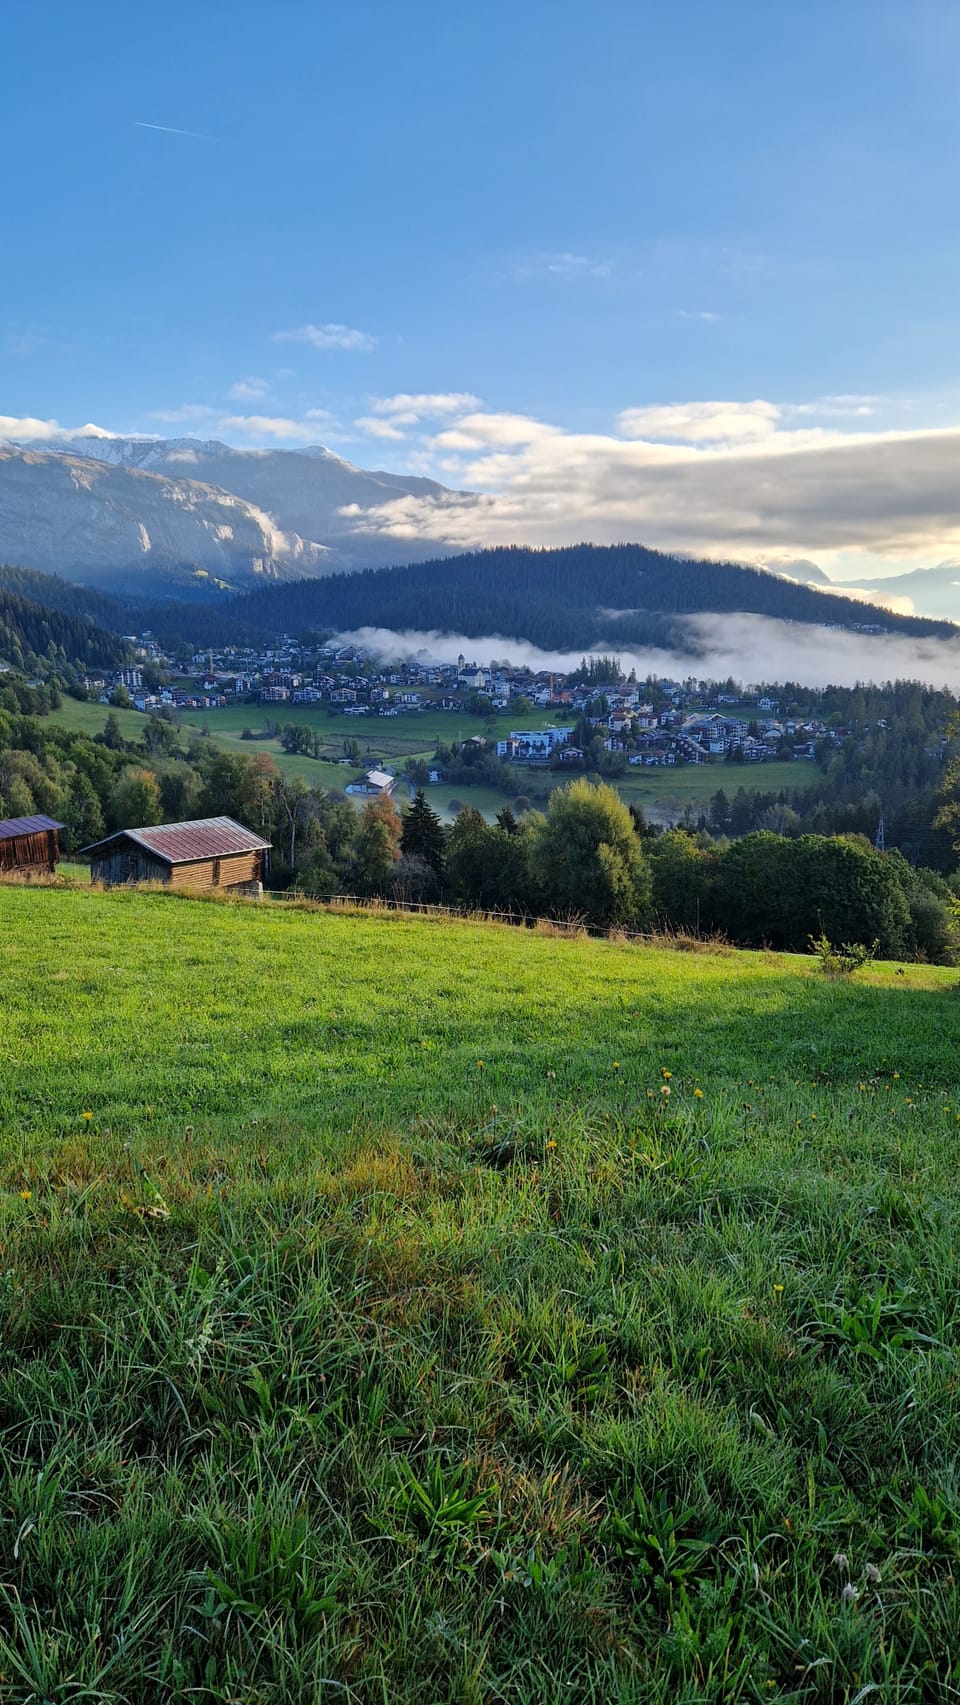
{"left": 1, "top": 887, "right": 960, "bottom": 1701}
{"left": 46, "top": 699, "right": 817, "bottom": 822}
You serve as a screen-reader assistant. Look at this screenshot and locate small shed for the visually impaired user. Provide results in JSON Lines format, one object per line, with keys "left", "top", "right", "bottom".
{"left": 0, "top": 814, "right": 64, "bottom": 877}
{"left": 79, "top": 816, "right": 271, "bottom": 892}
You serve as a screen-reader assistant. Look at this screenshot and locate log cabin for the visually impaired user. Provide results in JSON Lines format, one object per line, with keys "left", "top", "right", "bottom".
{"left": 79, "top": 816, "right": 271, "bottom": 892}
{"left": 0, "top": 814, "right": 64, "bottom": 877}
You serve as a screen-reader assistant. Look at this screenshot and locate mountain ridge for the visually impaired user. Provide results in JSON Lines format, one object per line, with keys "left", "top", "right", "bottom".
{"left": 0, "top": 437, "right": 469, "bottom": 597}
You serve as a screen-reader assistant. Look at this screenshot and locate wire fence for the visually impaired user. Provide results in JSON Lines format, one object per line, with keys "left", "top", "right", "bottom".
{"left": 262, "top": 888, "right": 718, "bottom": 951}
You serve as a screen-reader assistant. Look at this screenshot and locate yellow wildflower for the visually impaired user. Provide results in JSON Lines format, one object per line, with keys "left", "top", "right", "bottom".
{"left": 476, "top": 1060, "right": 484, "bottom": 1069}
{"left": 693, "top": 1087, "right": 704, "bottom": 1100}
{"left": 81, "top": 1111, "right": 93, "bottom": 1122}
{"left": 545, "top": 1139, "right": 557, "bottom": 1150}
{"left": 661, "top": 1068, "right": 672, "bottom": 1080}
{"left": 19, "top": 1189, "right": 32, "bottom": 1201}
{"left": 612, "top": 1061, "right": 620, "bottom": 1071}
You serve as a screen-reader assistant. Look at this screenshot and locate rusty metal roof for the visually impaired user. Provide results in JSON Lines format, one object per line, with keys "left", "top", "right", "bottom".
{"left": 0, "top": 814, "right": 64, "bottom": 842}
{"left": 79, "top": 816, "right": 271, "bottom": 865}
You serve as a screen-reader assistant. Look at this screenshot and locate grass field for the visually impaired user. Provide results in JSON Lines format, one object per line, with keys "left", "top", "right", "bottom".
{"left": 47, "top": 698, "right": 816, "bottom": 822}
{"left": 2, "top": 885, "right": 960, "bottom": 1701}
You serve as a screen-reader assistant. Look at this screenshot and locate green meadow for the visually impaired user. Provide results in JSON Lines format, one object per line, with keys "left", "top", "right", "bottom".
{"left": 2, "top": 885, "right": 960, "bottom": 1701}
{"left": 47, "top": 698, "right": 813, "bottom": 820}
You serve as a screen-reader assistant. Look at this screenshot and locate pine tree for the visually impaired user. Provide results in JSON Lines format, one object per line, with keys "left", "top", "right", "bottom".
{"left": 401, "top": 790, "right": 446, "bottom": 876}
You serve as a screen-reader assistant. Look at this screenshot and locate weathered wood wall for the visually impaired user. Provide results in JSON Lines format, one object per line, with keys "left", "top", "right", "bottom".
{"left": 91, "top": 846, "right": 265, "bottom": 889}
{"left": 0, "top": 829, "right": 60, "bottom": 874}
{"left": 91, "top": 849, "right": 169, "bottom": 887}
{"left": 170, "top": 850, "right": 264, "bottom": 890}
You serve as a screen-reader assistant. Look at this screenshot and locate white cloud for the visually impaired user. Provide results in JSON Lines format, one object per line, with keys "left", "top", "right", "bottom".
{"left": 516, "top": 252, "right": 612, "bottom": 280}
{"left": 226, "top": 377, "right": 271, "bottom": 402}
{"left": 335, "top": 396, "right": 960, "bottom": 576}
{"left": 432, "top": 411, "right": 562, "bottom": 450}
{"left": 272, "top": 322, "right": 376, "bottom": 352}
{"left": 355, "top": 416, "right": 408, "bottom": 441}
{"left": 148, "top": 404, "right": 219, "bottom": 425}
{"left": 619, "top": 400, "right": 781, "bottom": 444}
{"left": 786, "top": 394, "right": 884, "bottom": 419}
{"left": 140, "top": 402, "right": 338, "bottom": 444}
{"left": 0, "top": 415, "right": 114, "bottom": 441}
{"left": 675, "top": 310, "right": 724, "bottom": 323}
{"left": 372, "top": 391, "right": 482, "bottom": 417}
{"left": 355, "top": 391, "right": 485, "bottom": 441}
{"left": 220, "top": 414, "right": 319, "bottom": 439}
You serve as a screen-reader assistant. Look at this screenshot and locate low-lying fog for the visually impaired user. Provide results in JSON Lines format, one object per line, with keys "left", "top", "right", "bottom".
{"left": 336, "top": 612, "right": 960, "bottom": 692}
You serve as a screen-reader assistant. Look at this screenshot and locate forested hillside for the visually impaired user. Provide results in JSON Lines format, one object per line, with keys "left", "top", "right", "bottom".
{"left": 233, "top": 543, "right": 957, "bottom": 649}
{"left": 2, "top": 544, "right": 953, "bottom": 656}
{"left": 0, "top": 586, "right": 129, "bottom": 672}
{"left": 0, "top": 564, "right": 273, "bottom": 653}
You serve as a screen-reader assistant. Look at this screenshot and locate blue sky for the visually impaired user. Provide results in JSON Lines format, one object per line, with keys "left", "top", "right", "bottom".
{"left": 4, "top": 1, "right": 960, "bottom": 579}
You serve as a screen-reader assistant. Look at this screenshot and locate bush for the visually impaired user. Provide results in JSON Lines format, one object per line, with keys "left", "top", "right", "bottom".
{"left": 810, "top": 933, "right": 878, "bottom": 976}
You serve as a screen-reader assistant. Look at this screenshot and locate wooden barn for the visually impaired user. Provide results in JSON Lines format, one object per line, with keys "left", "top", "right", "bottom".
{"left": 0, "top": 814, "right": 64, "bottom": 877}
{"left": 79, "top": 816, "right": 271, "bottom": 892}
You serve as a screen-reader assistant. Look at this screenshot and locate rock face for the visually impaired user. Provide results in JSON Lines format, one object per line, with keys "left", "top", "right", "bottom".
{"left": 0, "top": 443, "right": 340, "bottom": 598}
{"left": 26, "top": 437, "right": 466, "bottom": 579}
{"left": 0, "top": 437, "right": 469, "bottom": 598}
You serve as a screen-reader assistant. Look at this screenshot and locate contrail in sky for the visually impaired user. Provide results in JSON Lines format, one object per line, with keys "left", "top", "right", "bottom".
{"left": 135, "top": 121, "right": 214, "bottom": 141}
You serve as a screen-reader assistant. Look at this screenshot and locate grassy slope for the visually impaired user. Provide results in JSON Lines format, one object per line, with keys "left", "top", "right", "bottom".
{"left": 46, "top": 699, "right": 814, "bottom": 820}
{"left": 1, "top": 887, "right": 959, "bottom": 1702}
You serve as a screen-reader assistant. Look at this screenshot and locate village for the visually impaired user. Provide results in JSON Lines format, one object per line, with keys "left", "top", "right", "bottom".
{"left": 79, "top": 633, "right": 840, "bottom": 781}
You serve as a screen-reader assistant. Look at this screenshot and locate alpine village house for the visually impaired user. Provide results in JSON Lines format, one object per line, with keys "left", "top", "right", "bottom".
{"left": 79, "top": 817, "right": 271, "bottom": 894}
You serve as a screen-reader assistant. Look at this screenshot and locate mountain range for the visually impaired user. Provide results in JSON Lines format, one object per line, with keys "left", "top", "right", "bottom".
{"left": 1, "top": 434, "right": 959, "bottom": 632}
{"left": 0, "top": 437, "right": 466, "bottom": 599}
{"left": 769, "top": 556, "right": 960, "bottom": 622}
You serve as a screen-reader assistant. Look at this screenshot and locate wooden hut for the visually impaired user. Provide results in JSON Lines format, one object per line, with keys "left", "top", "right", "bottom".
{"left": 0, "top": 814, "right": 64, "bottom": 877}
{"left": 79, "top": 816, "right": 271, "bottom": 892}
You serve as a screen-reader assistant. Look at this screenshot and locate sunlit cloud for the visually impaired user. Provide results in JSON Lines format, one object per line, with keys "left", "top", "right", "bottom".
{"left": 337, "top": 395, "right": 960, "bottom": 574}
{"left": 0, "top": 415, "right": 114, "bottom": 441}
{"left": 618, "top": 400, "right": 780, "bottom": 443}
